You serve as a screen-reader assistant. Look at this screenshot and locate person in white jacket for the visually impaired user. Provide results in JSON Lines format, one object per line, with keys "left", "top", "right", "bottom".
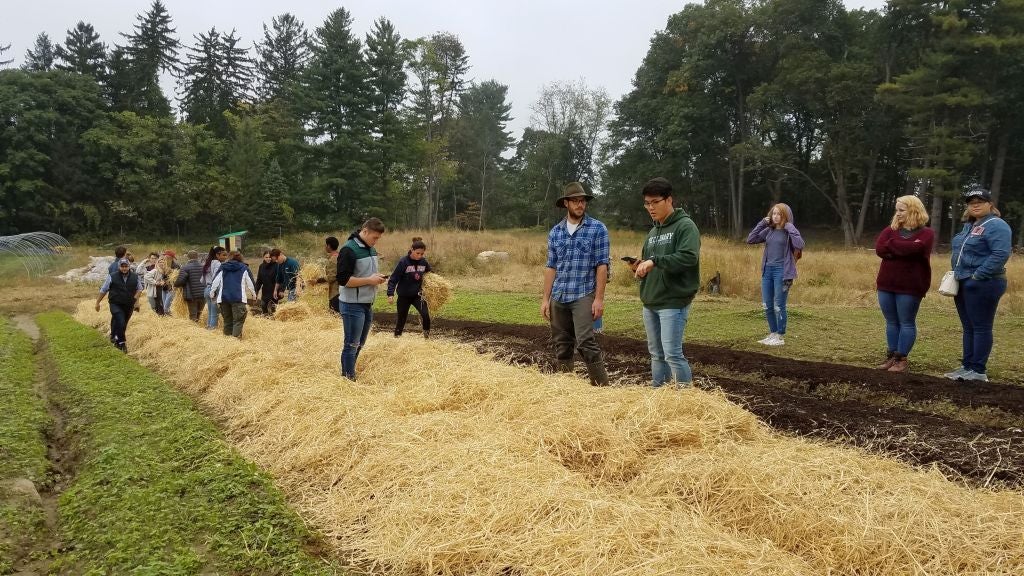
{"left": 209, "top": 251, "right": 256, "bottom": 338}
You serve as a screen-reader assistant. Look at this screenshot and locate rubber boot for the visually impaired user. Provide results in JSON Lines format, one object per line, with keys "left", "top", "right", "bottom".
{"left": 586, "top": 360, "right": 610, "bottom": 386}
{"left": 556, "top": 359, "right": 574, "bottom": 373}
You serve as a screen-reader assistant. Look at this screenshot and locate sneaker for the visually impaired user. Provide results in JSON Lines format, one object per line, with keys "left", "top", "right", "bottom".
{"left": 958, "top": 370, "right": 989, "bottom": 382}
{"left": 758, "top": 333, "right": 778, "bottom": 345}
{"left": 943, "top": 366, "right": 969, "bottom": 379}
{"left": 887, "top": 357, "right": 909, "bottom": 373}
{"left": 765, "top": 334, "right": 785, "bottom": 346}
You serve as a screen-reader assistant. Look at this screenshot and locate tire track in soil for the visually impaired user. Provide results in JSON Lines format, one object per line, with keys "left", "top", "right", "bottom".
{"left": 375, "top": 314, "right": 1024, "bottom": 488}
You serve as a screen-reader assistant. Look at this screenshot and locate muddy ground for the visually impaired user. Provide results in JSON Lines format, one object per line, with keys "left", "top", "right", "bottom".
{"left": 376, "top": 313, "right": 1024, "bottom": 489}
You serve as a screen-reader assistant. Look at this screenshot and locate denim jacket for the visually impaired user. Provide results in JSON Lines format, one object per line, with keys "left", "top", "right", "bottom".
{"left": 951, "top": 215, "right": 1011, "bottom": 281}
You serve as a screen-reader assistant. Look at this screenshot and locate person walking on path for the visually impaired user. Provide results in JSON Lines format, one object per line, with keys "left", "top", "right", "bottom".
{"left": 541, "top": 182, "right": 611, "bottom": 386}
{"left": 746, "top": 203, "right": 805, "bottom": 346}
{"left": 336, "top": 218, "right": 388, "bottom": 380}
{"left": 944, "top": 185, "right": 1012, "bottom": 382}
{"left": 633, "top": 177, "right": 700, "bottom": 387}
{"left": 326, "top": 236, "right": 341, "bottom": 315}
{"left": 174, "top": 250, "right": 208, "bottom": 322}
{"left": 202, "top": 246, "right": 228, "bottom": 330}
{"left": 95, "top": 258, "right": 143, "bottom": 352}
{"left": 874, "top": 196, "right": 934, "bottom": 373}
{"left": 143, "top": 256, "right": 172, "bottom": 316}
{"left": 254, "top": 250, "right": 279, "bottom": 315}
{"left": 272, "top": 248, "right": 302, "bottom": 303}
{"left": 210, "top": 251, "right": 256, "bottom": 338}
{"left": 387, "top": 237, "right": 433, "bottom": 339}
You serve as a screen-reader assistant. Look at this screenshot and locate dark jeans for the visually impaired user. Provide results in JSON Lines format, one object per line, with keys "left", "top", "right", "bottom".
{"left": 877, "top": 290, "right": 922, "bottom": 357}
{"left": 340, "top": 302, "right": 373, "bottom": 379}
{"left": 219, "top": 302, "right": 248, "bottom": 338}
{"left": 395, "top": 294, "right": 431, "bottom": 336}
{"left": 109, "top": 302, "right": 134, "bottom": 348}
{"left": 186, "top": 298, "right": 203, "bottom": 322}
{"left": 329, "top": 295, "right": 341, "bottom": 316}
{"left": 953, "top": 277, "right": 1006, "bottom": 374}
{"left": 550, "top": 294, "right": 603, "bottom": 367}
{"left": 260, "top": 295, "right": 277, "bottom": 315}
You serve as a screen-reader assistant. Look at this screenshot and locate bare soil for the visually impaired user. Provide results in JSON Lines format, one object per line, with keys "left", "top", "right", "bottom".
{"left": 375, "top": 314, "right": 1024, "bottom": 489}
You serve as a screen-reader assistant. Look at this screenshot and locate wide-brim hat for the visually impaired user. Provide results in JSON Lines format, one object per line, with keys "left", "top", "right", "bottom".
{"left": 555, "top": 182, "right": 594, "bottom": 208}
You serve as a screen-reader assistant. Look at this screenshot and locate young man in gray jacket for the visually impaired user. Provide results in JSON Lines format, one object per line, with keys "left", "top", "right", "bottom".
{"left": 335, "top": 217, "right": 387, "bottom": 380}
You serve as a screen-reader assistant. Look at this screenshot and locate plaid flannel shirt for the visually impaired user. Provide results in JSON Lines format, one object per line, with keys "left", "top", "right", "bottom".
{"left": 546, "top": 215, "right": 610, "bottom": 304}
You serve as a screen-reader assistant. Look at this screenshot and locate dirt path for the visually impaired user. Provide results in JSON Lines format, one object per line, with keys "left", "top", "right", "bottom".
{"left": 375, "top": 314, "right": 1024, "bottom": 488}
{"left": 7, "top": 316, "right": 70, "bottom": 575}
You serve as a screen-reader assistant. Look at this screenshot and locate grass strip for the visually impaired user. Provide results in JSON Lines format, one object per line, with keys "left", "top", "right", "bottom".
{"left": 0, "top": 317, "right": 50, "bottom": 572}
{"left": 36, "top": 312, "right": 343, "bottom": 575}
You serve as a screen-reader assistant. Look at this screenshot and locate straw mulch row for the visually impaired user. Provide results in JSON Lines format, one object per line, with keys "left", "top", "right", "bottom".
{"left": 75, "top": 301, "right": 1024, "bottom": 575}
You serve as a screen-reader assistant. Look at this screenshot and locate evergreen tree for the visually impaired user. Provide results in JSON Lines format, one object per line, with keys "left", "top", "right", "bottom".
{"left": 365, "top": 17, "right": 409, "bottom": 199}
{"left": 1, "top": 43, "right": 14, "bottom": 68}
{"left": 452, "top": 80, "right": 513, "bottom": 229}
{"left": 23, "top": 33, "right": 55, "bottom": 72}
{"left": 114, "top": 0, "right": 180, "bottom": 115}
{"left": 179, "top": 28, "right": 251, "bottom": 137}
{"left": 250, "top": 159, "right": 291, "bottom": 237}
{"left": 255, "top": 13, "right": 309, "bottom": 104}
{"left": 55, "top": 21, "right": 107, "bottom": 78}
{"left": 303, "top": 8, "right": 374, "bottom": 223}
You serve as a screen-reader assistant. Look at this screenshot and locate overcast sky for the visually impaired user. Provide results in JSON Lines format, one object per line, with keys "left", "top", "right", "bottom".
{"left": 2, "top": 0, "right": 889, "bottom": 139}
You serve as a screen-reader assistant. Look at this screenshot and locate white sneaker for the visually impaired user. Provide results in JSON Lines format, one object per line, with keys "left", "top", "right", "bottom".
{"left": 766, "top": 334, "right": 785, "bottom": 346}
{"left": 944, "top": 366, "right": 969, "bottom": 379}
{"left": 959, "top": 370, "right": 989, "bottom": 382}
{"left": 758, "top": 333, "right": 778, "bottom": 345}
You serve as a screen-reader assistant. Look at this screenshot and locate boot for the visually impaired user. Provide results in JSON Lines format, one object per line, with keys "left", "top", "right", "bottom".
{"left": 423, "top": 330, "right": 430, "bottom": 339}
{"left": 876, "top": 352, "right": 897, "bottom": 370}
{"left": 888, "top": 355, "right": 909, "bottom": 373}
{"left": 555, "top": 359, "right": 574, "bottom": 373}
{"left": 586, "top": 360, "right": 610, "bottom": 386}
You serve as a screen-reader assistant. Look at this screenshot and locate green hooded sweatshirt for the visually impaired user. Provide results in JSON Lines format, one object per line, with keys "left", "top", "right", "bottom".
{"left": 640, "top": 207, "right": 701, "bottom": 310}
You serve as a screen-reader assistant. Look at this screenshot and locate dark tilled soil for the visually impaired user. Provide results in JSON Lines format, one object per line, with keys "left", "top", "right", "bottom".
{"left": 377, "top": 314, "right": 1024, "bottom": 488}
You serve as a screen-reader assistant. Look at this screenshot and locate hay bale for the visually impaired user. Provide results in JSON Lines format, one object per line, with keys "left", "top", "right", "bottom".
{"left": 274, "top": 300, "right": 314, "bottom": 322}
{"left": 73, "top": 301, "right": 1024, "bottom": 575}
{"left": 422, "top": 273, "right": 453, "bottom": 312}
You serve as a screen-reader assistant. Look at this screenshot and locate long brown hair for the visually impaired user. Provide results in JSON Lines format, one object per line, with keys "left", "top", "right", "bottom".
{"left": 766, "top": 203, "right": 790, "bottom": 229}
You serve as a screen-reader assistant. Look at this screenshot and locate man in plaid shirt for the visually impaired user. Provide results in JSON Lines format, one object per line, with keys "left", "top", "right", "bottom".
{"left": 541, "top": 182, "right": 611, "bottom": 385}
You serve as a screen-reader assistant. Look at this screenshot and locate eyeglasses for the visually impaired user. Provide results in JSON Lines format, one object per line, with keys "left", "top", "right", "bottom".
{"left": 643, "top": 198, "right": 666, "bottom": 208}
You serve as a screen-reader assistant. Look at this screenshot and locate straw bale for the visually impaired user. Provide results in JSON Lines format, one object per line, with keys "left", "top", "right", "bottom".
{"left": 422, "top": 273, "right": 453, "bottom": 312}
{"left": 74, "top": 300, "right": 1024, "bottom": 575}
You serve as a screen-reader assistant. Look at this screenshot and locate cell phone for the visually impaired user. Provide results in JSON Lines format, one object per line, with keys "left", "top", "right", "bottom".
{"left": 621, "top": 256, "right": 638, "bottom": 264}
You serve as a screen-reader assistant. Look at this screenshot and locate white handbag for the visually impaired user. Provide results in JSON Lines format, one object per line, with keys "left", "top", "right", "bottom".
{"left": 938, "top": 231, "right": 969, "bottom": 297}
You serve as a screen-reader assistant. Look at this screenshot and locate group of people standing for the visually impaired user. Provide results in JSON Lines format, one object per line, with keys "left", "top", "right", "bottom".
{"left": 544, "top": 178, "right": 1011, "bottom": 388}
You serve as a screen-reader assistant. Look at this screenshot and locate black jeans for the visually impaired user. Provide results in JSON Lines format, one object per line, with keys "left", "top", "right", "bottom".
{"left": 109, "top": 302, "right": 134, "bottom": 346}
{"left": 186, "top": 298, "right": 203, "bottom": 322}
{"left": 395, "top": 294, "right": 430, "bottom": 336}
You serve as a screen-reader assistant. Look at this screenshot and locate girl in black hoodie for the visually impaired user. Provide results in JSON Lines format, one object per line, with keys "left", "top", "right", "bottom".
{"left": 254, "top": 250, "right": 279, "bottom": 315}
{"left": 387, "top": 237, "right": 432, "bottom": 338}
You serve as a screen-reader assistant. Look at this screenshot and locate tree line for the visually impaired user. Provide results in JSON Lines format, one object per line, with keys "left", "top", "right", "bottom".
{"left": 2, "top": 0, "right": 1023, "bottom": 245}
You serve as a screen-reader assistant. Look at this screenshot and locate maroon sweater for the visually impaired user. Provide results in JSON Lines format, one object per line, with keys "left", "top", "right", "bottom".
{"left": 875, "top": 226, "right": 934, "bottom": 298}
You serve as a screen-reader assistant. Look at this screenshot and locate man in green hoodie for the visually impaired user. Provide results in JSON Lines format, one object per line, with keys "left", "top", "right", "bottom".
{"left": 633, "top": 177, "right": 701, "bottom": 386}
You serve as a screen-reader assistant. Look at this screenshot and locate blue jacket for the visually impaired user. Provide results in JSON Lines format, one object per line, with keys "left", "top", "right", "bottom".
{"left": 212, "top": 260, "right": 254, "bottom": 303}
{"left": 951, "top": 215, "right": 1011, "bottom": 281}
{"left": 746, "top": 203, "right": 804, "bottom": 281}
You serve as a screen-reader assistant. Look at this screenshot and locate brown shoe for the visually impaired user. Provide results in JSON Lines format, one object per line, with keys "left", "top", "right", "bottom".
{"left": 876, "top": 354, "right": 897, "bottom": 370}
{"left": 888, "top": 357, "right": 909, "bottom": 373}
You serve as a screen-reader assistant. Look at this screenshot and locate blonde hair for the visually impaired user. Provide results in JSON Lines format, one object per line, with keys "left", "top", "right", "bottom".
{"left": 766, "top": 204, "right": 790, "bottom": 228}
{"left": 890, "top": 195, "right": 929, "bottom": 230}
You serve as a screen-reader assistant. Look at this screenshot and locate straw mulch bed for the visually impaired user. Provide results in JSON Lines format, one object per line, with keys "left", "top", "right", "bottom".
{"left": 75, "top": 301, "right": 1024, "bottom": 575}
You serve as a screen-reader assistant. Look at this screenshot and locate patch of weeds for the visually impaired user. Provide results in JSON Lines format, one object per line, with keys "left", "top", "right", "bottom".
{"left": 36, "top": 312, "right": 344, "bottom": 575}
{"left": 0, "top": 318, "right": 51, "bottom": 571}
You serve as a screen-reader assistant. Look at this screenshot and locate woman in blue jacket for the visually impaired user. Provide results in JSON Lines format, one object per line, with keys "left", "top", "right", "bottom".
{"left": 746, "top": 203, "right": 804, "bottom": 347}
{"left": 387, "top": 237, "right": 432, "bottom": 338}
{"left": 945, "top": 185, "right": 1012, "bottom": 382}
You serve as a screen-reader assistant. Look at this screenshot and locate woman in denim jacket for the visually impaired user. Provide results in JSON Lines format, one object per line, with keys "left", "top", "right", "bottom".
{"left": 945, "top": 185, "right": 1012, "bottom": 382}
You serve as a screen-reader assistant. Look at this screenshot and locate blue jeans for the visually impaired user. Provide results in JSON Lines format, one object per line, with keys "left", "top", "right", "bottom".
{"left": 877, "top": 291, "right": 922, "bottom": 357}
{"left": 953, "top": 277, "right": 1006, "bottom": 374}
{"left": 162, "top": 287, "right": 175, "bottom": 315}
{"left": 642, "top": 305, "right": 692, "bottom": 386}
{"left": 204, "top": 284, "right": 218, "bottom": 328}
{"left": 340, "top": 302, "right": 373, "bottom": 379}
{"left": 761, "top": 264, "right": 789, "bottom": 334}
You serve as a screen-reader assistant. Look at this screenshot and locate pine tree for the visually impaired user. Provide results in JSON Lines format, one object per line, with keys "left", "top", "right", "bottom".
{"left": 179, "top": 28, "right": 222, "bottom": 127}
{"left": 0, "top": 43, "right": 12, "bottom": 68}
{"left": 250, "top": 159, "right": 291, "bottom": 236}
{"left": 255, "top": 13, "right": 309, "bottom": 104}
{"left": 113, "top": 0, "right": 180, "bottom": 115}
{"left": 23, "top": 32, "right": 55, "bottom": 71}
{"left": 55, "top": 21, "right": 107, "bottom": 78}
{"left": 365, "top": 17, "right": 409, "bottom": 198}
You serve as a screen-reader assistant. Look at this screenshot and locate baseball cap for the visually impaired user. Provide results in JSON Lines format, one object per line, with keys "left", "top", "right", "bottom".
{"left": 163, "top": 250, "right": 177, "bottom": 259}
{"left": 118, "top": 258, "right": 131, "bottom": 266}
{"left": 963, "top": 184, "right": 992, "bottom": 202}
